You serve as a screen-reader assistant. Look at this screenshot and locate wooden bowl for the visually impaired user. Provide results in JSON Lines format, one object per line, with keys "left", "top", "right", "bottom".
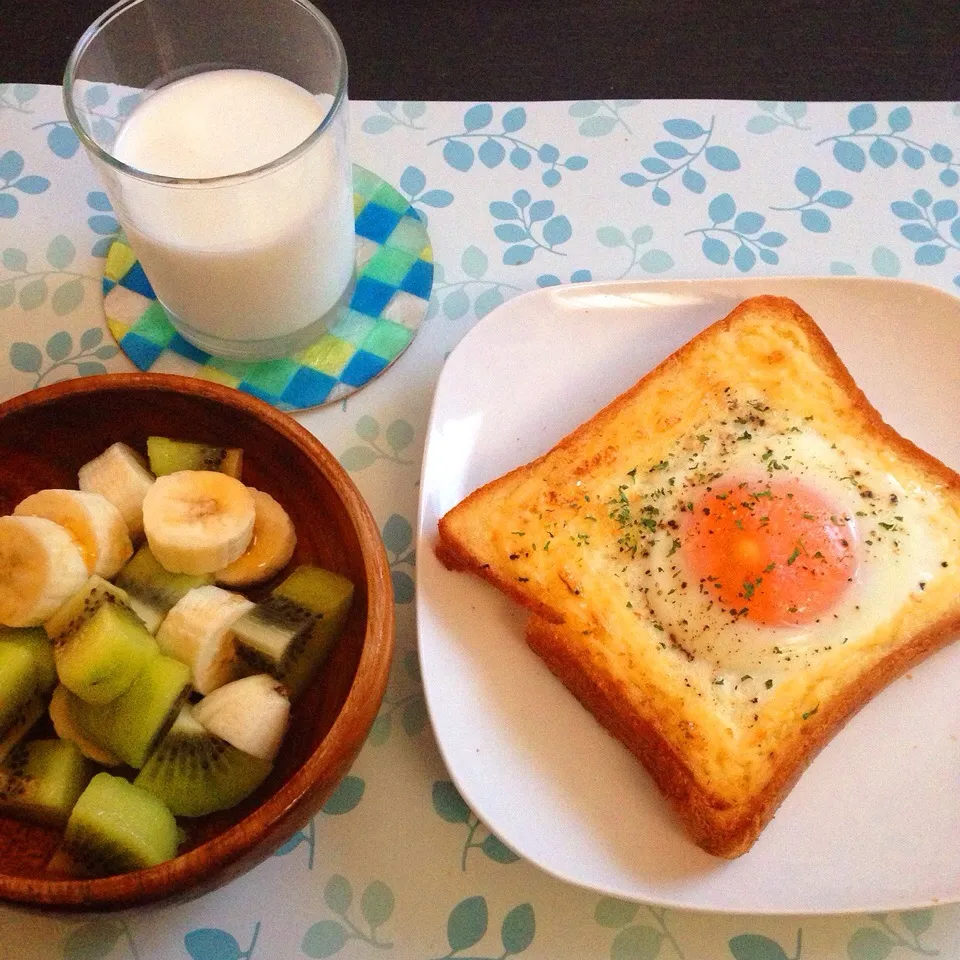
{"left": 0, "top": 373, "right": 394, "bottom": 910}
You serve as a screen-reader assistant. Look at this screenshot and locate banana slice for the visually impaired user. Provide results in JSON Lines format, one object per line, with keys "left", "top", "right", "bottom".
{"left": 0, "top": 516, "right": 89, "bottom": 627}
{"left": 142, "top": 471, "right": 256, "bottom": 575}
{"left": 216, "top": 489, "right": 297, "bottom": 588}
{"left": 194, "top": 674, "right": 290, "bottom": 762}
{"left": 156, "top": 585, "right": 254, "bottom": 694}
{"left": 49, "top": 685, "right": 122, "bottom": 767}
{"left": 78, "top": 442, "right": 155, "bottom": 539}
{"left": 15, "top": 489, "right": 133, "bottom": 579}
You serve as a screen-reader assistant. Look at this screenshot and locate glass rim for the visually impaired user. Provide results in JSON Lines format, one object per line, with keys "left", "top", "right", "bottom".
{"left": 62, "top": 0, "right": 348, "bottom": 187}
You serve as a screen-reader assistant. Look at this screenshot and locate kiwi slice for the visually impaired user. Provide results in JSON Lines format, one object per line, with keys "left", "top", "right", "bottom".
{"left": 268, "top": 566, "right": 354, "bottom": 697}
{"left": 46, "top": 576, "right": 158, "bottom": 704}
{"left": 0, "top": 643, "right": 36, "bottom": 743}
{"left": 232, "top": 596, "right": 317, "bottom": 688}
{"left": 134, "top": 706, "right": 271, "bottom": 817}
{"left": 0, "top": 627, "right": 56, "bottom": 692}
{"left": 0, "top": 699, "right": 45, "bottom": 763}
{"left": 146, "top": 437, "right": 243, "bottom": 479}
{"left": 0, "top": 628, "right": 56, "bottom": 759}
{"left": 274, "top": 566, "right": 354, "bottom": 634}
{"left": 49, "top": 685, "right": 122, "bottom": 766}
{"left": 64, "top": 772, "right": 179, "bottom": 875}
{"left": 0, "top": 739, "right": 92, "bottom": 827}
{"left": 71, "top": 654, "right": 191, "bottom": 768}
{"left": 115, "top": 544, "right": 213, "bottom": 634}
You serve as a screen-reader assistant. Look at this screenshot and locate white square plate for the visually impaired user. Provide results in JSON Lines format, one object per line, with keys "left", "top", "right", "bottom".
{"left": 416, "top": 278, "right": 960, "bottom": 914}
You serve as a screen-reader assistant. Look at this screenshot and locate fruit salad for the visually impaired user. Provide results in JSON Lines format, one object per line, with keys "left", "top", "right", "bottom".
{"left": 0, "top": 437, "right": 354, "bottom": 876}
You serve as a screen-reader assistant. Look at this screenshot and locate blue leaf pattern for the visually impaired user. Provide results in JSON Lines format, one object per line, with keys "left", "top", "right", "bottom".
{"left": 362, "top": 101, "right": 427, "bottom": 133}
{"left": 892, "top": 189, "right": 960, "bottom": 281}
{"left": 489, "top": 191, "right": 573, "bottom": 262}
{"left": 433, "top": 104, "right": 588, "bottom": 186}
{"left": 0, "top": 150, "right": 48, "bottom": 216}
{"left": 570, "top": 100, "right": 641, "bottom": 137}
{"left": 746, "top": 101, "right": 809, "bottom": 135}
{"left": 818, "top": 103, "right": 960, "bottom": 184}
{"left": 688, "top": 194, "right": 788, "bottom": 271}
{"left": 771, "top": 167, "right": 853, "bottom": 233}
{"left": 620, "top": 117, "right": 740, "bottom": 205}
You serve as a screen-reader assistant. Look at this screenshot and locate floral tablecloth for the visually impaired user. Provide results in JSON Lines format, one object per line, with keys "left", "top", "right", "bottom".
{"left": 2, "top": 85, "right": 960, "bottom": 960}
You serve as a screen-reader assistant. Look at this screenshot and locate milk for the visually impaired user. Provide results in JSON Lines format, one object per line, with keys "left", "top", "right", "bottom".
{"left": 110, "top": 69, "right": 354, "bottom": 355}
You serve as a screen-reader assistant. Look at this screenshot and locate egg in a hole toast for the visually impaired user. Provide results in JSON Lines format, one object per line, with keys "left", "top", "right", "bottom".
{"left": 436, "top": 295, "right": 960, "bottom": 858}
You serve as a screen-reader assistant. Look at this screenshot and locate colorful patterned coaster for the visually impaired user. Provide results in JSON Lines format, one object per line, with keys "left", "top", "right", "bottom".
{"left": 101, "top": 165, "right": 433, "bottom": 410}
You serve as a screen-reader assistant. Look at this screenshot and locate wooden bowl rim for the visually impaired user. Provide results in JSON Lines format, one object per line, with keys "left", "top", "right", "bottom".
{"left": 0, "top": 372, "right": 394, "bottom": 909}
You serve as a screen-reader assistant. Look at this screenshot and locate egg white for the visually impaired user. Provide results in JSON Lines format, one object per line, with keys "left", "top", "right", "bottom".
{"left": 610, "top": 394, "right": 946, "bottom": 682}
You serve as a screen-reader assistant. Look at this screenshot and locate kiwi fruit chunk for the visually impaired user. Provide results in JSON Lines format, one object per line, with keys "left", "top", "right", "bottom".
{"left": 0, "top": 699, "right": 45, "bottom": 763}
{"left": 0, "top": 738, "right": 92, "bottom": 827}
{"left": 49, "top": 685, "right": 122, "bottom": 766}
{"left": 134, "top": 706, "right": 271, "bottom": 817}
{"left": 0, "top": 628, "right": 56, "bottom": 759}
{"left": 0, "top": 643, "right": 36, "bottom": 743}
{"left": 115, "top": 544, "right": 213, "bottom": 634}
{"left": 274, "top": 566, "right": 354, "bottom": 634}
{"left": 147, "top": 437, "right": 243, "bottom": 479}
{"left": 64, "top": 772, "right": 179, "bottom": 875}
{"left": 71, "top": 654, "right": 191, "bottom": 768}
{"left": 46, "top": 576, "right": 158, "bottom": 704}
{"left": 0, "top": 627, "right": 56, "bottom": 692}
{"left": 232, "top": 596, "right": 317, "bottom": 691}
{"left": 268, "top": 566, "right": 354, "bottom": 697}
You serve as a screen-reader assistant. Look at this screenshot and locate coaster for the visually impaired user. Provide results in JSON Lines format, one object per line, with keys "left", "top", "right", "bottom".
{"left": 101, "top": 165, "right": 433, "bottom": 410}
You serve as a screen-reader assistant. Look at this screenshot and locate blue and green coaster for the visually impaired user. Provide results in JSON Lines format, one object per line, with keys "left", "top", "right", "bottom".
{"left": 101, "top": 165, "right": 433, "bottom": 410}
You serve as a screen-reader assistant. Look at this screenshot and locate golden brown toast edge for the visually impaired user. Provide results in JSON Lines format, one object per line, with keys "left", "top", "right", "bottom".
{"left": 436, "top": 294, "right": 960, "bottom": 618}
{"left": 525, "top": 605, "right": 960, "bottom": 858}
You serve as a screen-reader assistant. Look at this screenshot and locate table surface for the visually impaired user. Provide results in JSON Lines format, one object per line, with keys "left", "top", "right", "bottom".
{"left": 4, "top": 0, "right": 960, "bottom": 100}
{"left": 3, "top": 85, "right": 960, "bottom": 958}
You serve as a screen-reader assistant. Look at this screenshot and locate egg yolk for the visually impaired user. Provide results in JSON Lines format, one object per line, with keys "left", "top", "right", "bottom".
{"left": 683, "top": 478, "right": 856, "bottom": 626}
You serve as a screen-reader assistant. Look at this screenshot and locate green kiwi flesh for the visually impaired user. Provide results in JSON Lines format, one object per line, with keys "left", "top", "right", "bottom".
{"left": 47, "top": 577, "right": 158, "bottom": 704}
{"left": 0, "top": 739, "right": 92, "bottom": 827}
{"left": 232, "top": 596, "right": 317, "bottom": 691}
{"left": 115, "top": 545, "right": 213, "bottom": 634}
{"left": 0, "top": 628, "right": 55, "bottom": 739}
{"left": 270, "top": 566, "right": 355, "bottom": 697}
{"left": 0, "top": 627, "right": 55, "bottom": 690}
{"left": 0, "top": 697, "right": 45, "bottom": 763}
{"left": 64, "top": 772, "right": 179, "bottom": 875}
{"left": 134, "top": 706, "right": 271, "bottom": 817}
{"left": 71, "top": 654, "right": 191, "bottom": 768}
{"left": 48, "top": 685, "right": 122, "bottom": 766}
{"left": 146, "top": 437, "right": 243, "bottom": 478}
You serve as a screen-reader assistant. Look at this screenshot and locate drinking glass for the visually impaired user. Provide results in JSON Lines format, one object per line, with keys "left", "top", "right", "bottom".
{"left": 64, "top": 0, "right": 355, "bottom": 361}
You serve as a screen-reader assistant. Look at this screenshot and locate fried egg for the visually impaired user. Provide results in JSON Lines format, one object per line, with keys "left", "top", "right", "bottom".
{"left": 610, "top": 390, "right": 946, "bottom": 679}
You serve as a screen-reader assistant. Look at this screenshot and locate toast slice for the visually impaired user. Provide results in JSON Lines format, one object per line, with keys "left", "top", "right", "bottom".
{"left": 436, "top": 295, "right": 960, "bottom": 857}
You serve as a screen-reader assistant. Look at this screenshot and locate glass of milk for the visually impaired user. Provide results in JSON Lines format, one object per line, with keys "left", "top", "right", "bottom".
{"left": 64, "top": 0, "right": 355, "bottom": 361}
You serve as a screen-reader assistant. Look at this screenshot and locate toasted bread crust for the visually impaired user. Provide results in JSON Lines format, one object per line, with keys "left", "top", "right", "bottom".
{"left": 526, "top": 604, "right": 960, "bottom": 857}
{"left": 434, "top": 530, "right": 565, "bottom": 624}
{"left": 435, "top": 294, "right": 960, "bottom": 857}
{"left": 438, "top": 296, "right": 960, "bottom": 591}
